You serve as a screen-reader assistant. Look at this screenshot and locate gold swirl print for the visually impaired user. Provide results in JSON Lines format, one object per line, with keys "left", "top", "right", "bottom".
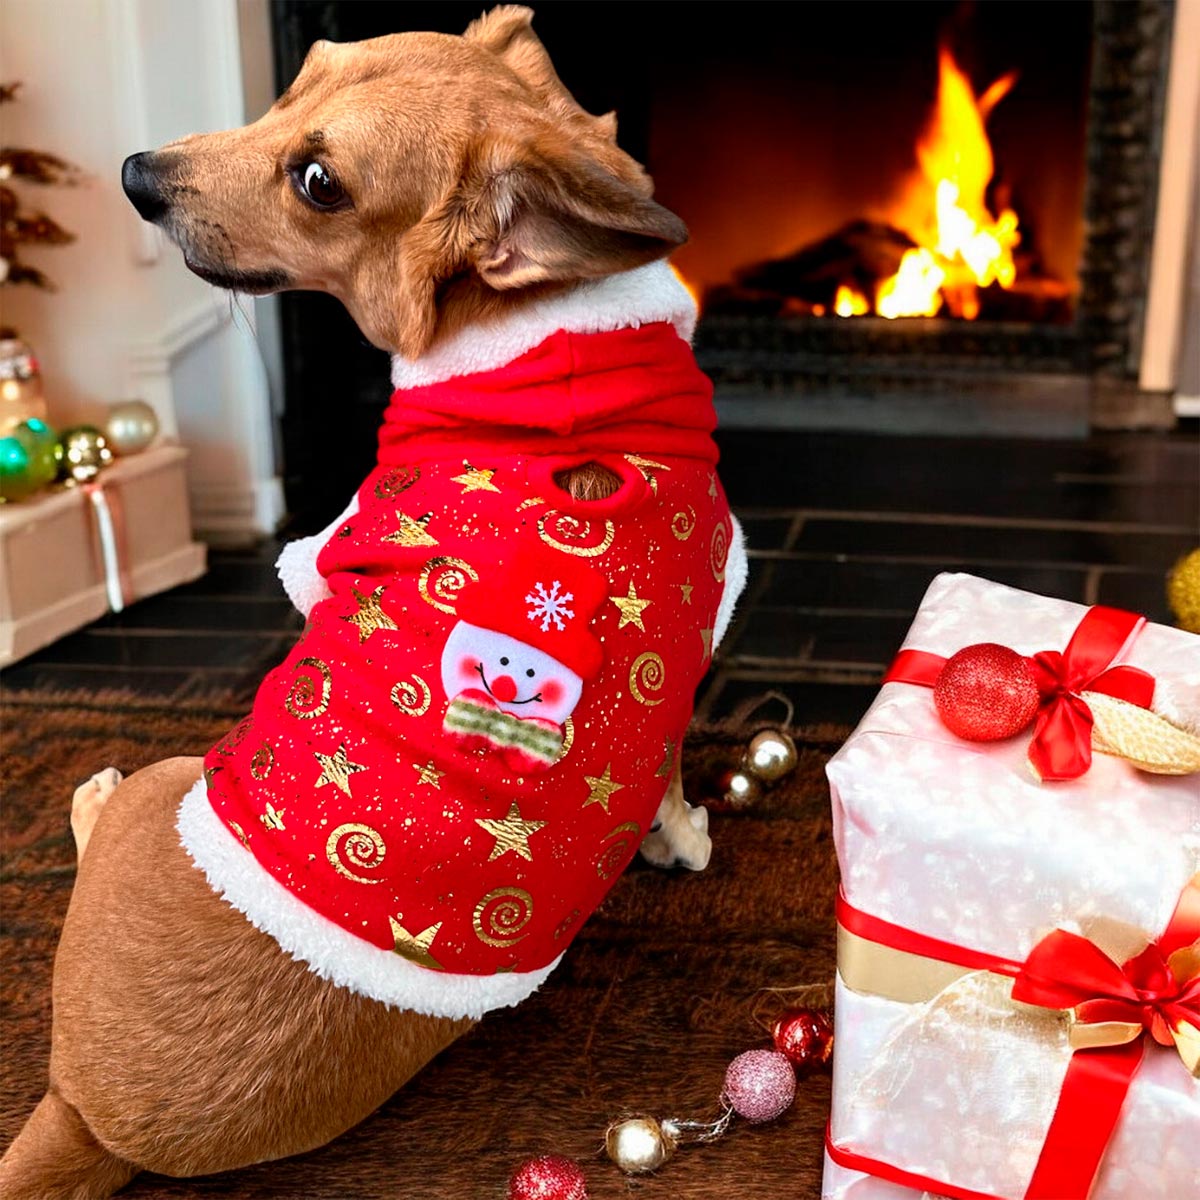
{"left": 553, "top": 907, "right": 581, "bottom": 940}
{"left": 390, "top": 675, "right": 432, "bottom": 717}
{"left": 325, "top": 823, "right": 387, "bottom": 885}
{"left": 629, "top": 652, "right": 666, "bottom": 707}
{"left": 374, "top": 465, "right": 420, "bottom": 500}
{"left": 671, "top": 506, "right": 696, "bottom": 541}
{"left": 710, "top": 522, "right": 729, "bottom": 583}
{"left": 418, "top": 556, "right": 479, "bottom": 614}
{"left": 216, "top": 717, "right": 251, "bottom": 757}
{"left": 554, "top": 715, "right": 575, "bottom": 763}
{"left": 249, "top": 742, "right": 274, "bottom": 780}
{"left": 473, "top": 886, "right": 533, "bottom": 947}
{"left": 596, "top": 821, "right": 641, "bottom": 880}
{"left": 537, "top": 510, "right": 615, "bottom": 558}
{"left": 284, "top": 656, "right": 332, "bottom": 720}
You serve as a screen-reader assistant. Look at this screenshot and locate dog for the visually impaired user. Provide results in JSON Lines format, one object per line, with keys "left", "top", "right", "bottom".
{"left": 0, "top": 8, "right": 747, "bottom": 1197}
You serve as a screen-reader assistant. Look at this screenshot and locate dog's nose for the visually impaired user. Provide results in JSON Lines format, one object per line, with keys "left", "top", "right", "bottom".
{"left": 121, "top": 152, "right": 169, "bottom": 222}
{"left": 490, "top": 675, "right": 518, "bottom": 703}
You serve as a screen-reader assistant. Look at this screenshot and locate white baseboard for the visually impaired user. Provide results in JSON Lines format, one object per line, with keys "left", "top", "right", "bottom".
{"left": 1174, "top": 393, "right": 1200, "bottom": 418}
{"left": 190, "top": 476, "right": 287, "bottom": 543}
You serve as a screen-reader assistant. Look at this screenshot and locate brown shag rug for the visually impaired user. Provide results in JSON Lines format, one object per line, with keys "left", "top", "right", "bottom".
{"left": 0, "top": 690, "right": 845, "bottom": 1199}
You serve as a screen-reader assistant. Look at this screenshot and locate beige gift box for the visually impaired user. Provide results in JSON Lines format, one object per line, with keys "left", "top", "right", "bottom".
{"left": 0, "top": 444, "right": 206, "bottom": 667}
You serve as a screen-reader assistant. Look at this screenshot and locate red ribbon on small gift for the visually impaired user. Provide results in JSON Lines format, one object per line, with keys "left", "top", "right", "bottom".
{"left": 885, "top": 604, "right": 1156, "bottom": 781}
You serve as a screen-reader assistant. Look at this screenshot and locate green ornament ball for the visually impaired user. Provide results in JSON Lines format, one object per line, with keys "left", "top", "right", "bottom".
{"left": 0, "top": 433, "right": 41, "bottom": 502}
{"left": 13, "top": 418, "right": 59, "bottom": 489}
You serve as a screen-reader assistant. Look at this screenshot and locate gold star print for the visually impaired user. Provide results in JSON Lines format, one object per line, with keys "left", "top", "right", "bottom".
{"left": 609, "top": 580, "right": 652, "bottom": 631}
{"left": 414, "top": 761, "right": 445, "bottom": 788}
{"left": 314, "top": 745, "right": 368, "bottom": 797}
{"left": 341, "top": 584, "right": 397, "bottom": 643}
{"left": 475, "top": 800, "right": 547, "bottom": 862}
{"left": 389, "top": 917, "right": 444, "bottom": 970}
{"left": 678, "top": 579, "right": 694, "bottom": 606}
{"left": 707, "top": 473, "right": 719, "bottom": 501}
{"left": 259, "top": 802, "right": 286, "bottom": 831}
{"left": 700, "top": 627, "right": 714, "bottom": 660}
{"left": 452, "top": 461, "right": 500, "bottom": 493}
{"left": 383, "top": 511, "right": 438, "bottom": 547}
{"left": 582, "top": 763, "right": 625, "bottom": 813}
{"left": 624, "top": 453, "right": 670, "bottom": 494}
{"left": 656, "top": 736, "right": 676, "bottom": 779}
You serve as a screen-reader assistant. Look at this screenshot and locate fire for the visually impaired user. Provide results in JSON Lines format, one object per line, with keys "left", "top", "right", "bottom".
{"left": 834, "top": 285, "right": 869, "bottom": 317}
{"left": 864, "top": 45, "right": 1021, "bottom": 320}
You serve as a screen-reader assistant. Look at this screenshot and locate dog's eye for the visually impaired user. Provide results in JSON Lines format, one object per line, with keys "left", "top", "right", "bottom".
{"left": 298, "top": 161, "right": 345, "bottom": 208}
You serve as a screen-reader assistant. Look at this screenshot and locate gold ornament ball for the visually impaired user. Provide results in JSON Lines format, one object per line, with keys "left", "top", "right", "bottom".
{"left": 104, "top": 400, "right": 159, "bottom": 455}
{"left": 1167, "top": 549, "right": 1200, "bottom": 634}
{"left": 605, "top": 1117, "right": 676, "bottom": 1174}
{"left": 59, "top": 425, "right": 114, "bottom": 484}
{"left": 745, "top": 729, "right": 798, "bottom": 782}
{"left": 0, "top": 335, "right": 48, "bottom": 436}
{"left": 722, "top": 767, "right": 763, "bottom": 809}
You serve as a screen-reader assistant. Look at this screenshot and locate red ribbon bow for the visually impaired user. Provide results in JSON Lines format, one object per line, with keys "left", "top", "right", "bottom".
{"left": 885, "top": 604, "right": 1156, "bottom": 781}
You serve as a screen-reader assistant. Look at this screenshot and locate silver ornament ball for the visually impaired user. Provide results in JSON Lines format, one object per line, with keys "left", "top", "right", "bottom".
{"left": 104, "top": 400, "right": 159, "bottom": 455}
{"left": 605, "top": 1116, "right": 675, "bottom": 1174}
{"left": 745, "top": 729, "right": 798, "bottom": 782}
{"left": 722, "top": 767, "right": 763, "bottom": 809}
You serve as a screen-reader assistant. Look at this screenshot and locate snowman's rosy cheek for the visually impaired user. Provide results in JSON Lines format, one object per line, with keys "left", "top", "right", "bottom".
{"left": 458, "top": 655, "right": 478, "bottom": 680}
{"left": 540, "top": 679, "right": 564, "bottom": 706}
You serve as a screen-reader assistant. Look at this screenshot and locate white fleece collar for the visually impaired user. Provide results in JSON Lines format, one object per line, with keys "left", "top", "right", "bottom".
{"left": 389, "top": 260, "right": 697, "bottom": 391}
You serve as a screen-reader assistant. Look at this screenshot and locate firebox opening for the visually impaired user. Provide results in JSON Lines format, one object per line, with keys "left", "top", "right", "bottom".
{"left": 649, "top": 1, "right": 1093, "bottom": 325}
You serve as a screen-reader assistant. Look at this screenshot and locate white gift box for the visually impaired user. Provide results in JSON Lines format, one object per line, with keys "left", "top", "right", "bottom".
{"left": 822, "top": 573, "right": 1200, "bottom": 1200}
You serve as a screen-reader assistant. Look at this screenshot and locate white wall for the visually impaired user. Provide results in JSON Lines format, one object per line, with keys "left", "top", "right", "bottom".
{"left": 0, "top": 0, "right": 284, "bottom": 540}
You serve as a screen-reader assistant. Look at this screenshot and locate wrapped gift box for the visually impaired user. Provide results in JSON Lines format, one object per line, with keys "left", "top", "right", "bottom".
{"left": 822, "top": 573, "right": 1200, "bottom": 1200}
{"left": 0, "top": 444, "right": 206, "bottom": 666}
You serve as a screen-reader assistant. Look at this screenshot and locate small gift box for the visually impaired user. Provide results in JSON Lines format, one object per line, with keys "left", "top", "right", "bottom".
{"left": 822, "top": 573, "right": 1200, "bottom": 1200}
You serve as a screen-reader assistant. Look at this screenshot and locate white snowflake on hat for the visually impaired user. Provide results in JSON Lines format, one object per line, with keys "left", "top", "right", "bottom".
{"left": 440, "top": 545, "right": 607, "bottom": 772}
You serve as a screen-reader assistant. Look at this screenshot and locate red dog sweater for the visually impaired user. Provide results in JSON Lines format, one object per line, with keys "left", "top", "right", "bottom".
{"left": 178, "top": 269, "right": 741, "bottom": 1019}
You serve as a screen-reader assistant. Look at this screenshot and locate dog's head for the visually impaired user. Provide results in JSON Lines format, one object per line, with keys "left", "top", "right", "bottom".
{"left": 121, "top": 5, "right": 686, "bottom": 358}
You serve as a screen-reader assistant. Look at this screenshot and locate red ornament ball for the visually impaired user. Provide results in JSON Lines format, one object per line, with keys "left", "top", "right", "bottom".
{"left": 772, "top": 1007, "right": 834, "bottom": 1073}
{"left": 722, "top": 1048, "right": 796, "bottom": 1123}
{"left": 933, "top": 643, "right": 1040, "bottom": 742}
{"left": 507, "top": 1155, "right": 588, "bottom": 1200}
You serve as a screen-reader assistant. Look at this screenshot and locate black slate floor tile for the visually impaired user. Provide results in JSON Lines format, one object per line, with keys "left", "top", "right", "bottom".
{"left": 93, "top": 595, "right": 305, "bottom": 635}
{"left": 29, "top": 630, "right": 296, "bottom": 671}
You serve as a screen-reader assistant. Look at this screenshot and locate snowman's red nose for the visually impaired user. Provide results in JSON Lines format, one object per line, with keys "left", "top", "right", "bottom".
{"left": 490, "top": 674, "right": 518, "bottom": 702}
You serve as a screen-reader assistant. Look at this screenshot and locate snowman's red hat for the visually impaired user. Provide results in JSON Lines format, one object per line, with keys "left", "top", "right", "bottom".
{"left": 456, "top": 542, "right": 606, "bottom": 679}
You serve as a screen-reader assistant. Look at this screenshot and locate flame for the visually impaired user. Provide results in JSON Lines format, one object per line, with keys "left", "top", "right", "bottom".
{"left": 834, "top": 285, "right": 870, "bottom": 317}
{"left": 858, "top": 45, "right": 1021, "bottom": 320}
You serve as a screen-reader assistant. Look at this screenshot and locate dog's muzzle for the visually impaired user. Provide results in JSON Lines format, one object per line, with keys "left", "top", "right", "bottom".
{"left": 121, "top": 152, "right": 170, "bottom": 223}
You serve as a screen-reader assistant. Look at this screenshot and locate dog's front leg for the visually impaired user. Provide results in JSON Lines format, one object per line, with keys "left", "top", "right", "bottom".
{"left": 640, "top": 765, "right": 711, "bottom": 870}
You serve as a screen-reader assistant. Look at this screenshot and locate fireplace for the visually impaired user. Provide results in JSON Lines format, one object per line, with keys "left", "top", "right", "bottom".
{"left": 270, "top": 1, "right": 1178, "bottom": 524}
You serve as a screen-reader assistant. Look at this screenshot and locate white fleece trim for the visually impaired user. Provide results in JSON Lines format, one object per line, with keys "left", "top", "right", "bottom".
{"left": 177, "top": 779, "right": 560, "bottom": 1019}
{"left": 712, "top": 514, "right": 748, "bottom": 652}
{"left": 275, "top": 495, "right": 360, "bottom": 618}
{"left": 390, "top": 260, "right": 697, "bottom": 389}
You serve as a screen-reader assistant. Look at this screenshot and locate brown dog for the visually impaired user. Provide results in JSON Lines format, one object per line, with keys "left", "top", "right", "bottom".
{"left": 0, "top": 8, "right": 742, "bottom": 1197}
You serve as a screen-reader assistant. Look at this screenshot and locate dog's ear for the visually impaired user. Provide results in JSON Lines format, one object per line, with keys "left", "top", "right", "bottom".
{"left": 465, "top": 6, "right": 617, "bottom": 142}
{"left": 463, "top": 135, "right": 688, "bottom": 292}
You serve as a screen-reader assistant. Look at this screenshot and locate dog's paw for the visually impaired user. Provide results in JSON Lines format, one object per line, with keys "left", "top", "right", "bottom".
{"left": 639, "top": 801, "right": 712, "bottom": 871}
{"left": 71, "top": 767, "right": 123, "bottom": 858}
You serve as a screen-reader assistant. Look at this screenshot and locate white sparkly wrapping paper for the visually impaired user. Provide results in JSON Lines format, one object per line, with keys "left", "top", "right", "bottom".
{"left": 822, "top": 573, "right": 1200, "bottom": 1200}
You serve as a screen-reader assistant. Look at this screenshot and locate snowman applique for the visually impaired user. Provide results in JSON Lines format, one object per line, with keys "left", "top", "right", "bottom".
{"left": 440, "top": 546, "right": 607, "bottom": 772}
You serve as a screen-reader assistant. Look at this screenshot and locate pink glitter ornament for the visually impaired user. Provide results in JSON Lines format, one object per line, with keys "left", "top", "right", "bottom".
{"left": 507, "top": 1154, "right": 589, "bottom": 1200}
{"left": 721, "top": 1048, "right": 796, "bottom": 1123}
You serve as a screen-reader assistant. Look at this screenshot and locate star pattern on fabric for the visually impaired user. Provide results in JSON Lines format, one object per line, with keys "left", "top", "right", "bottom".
{"left": 451, "top": 462, "right": 500, "bottom": 494}
{"left": 678, "top": 579, "right": 694, "bottom": 606}
{"left": 655, "top": 736, "right": 676, "bottom": 779}
{"left": 382, "top": 511, "right": 438, "bottom": 547}
{"left": 609, "top": 580, "right": 652, "bottom": 631}
{"left": 414, "top": 761, "right": 445, "bottom": 788}
{"left": 341, "top": 584, "right": 397, "bottom": 643}
{"left": 389, "top": 917, "right": 444, "bottom": 970}
{"left": 707, "top": 473, "right": 719, "bottom": 501}
{"left": 259, "top": 801, "right": 286, "bottom": 831}
{"left": 475, "top": 800, "right": 547, "bottom": 862}
{"left": 700, "top": 626, "right": 714, "bottom": 660}
{"left": 314, "top": 744, "right": 368, "bottom": 796}
{"left": 582, "top": 762, "right": 625, "bottom": 813}
{"left": 624, "top": 453, "right": 670, "bottom": 494}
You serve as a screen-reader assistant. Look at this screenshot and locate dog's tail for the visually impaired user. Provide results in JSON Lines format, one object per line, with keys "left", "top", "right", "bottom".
{"left": 0, "top": 1091, "right": 137, "bottom": 1200}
